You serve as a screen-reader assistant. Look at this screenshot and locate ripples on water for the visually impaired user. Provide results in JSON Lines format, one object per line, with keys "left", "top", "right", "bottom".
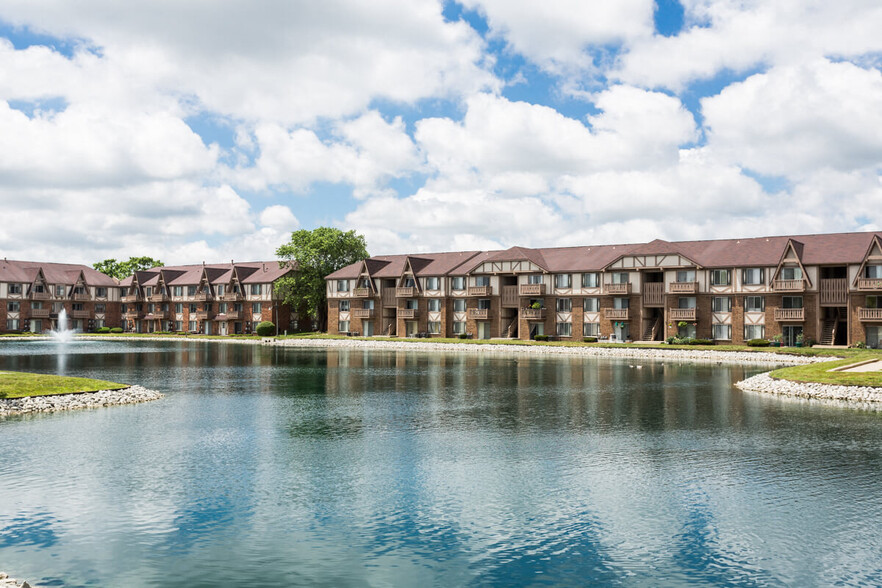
{"left": 1, "top": 340, "right": 882, "bottom": 587}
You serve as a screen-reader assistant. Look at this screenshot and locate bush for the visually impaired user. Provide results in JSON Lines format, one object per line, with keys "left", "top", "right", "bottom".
{"left": 687, "top": 338, "right": 714, "bottom": 345}
{"left": 665, "top": 336, "right": 676, "bottom": 344}
{"left": 95, "top": 327, "right": 111, "bottom": 333}
{"left": 583, "top": 336, "right": 598, "bottom": 343}
{"left": 110, "top": 327, "right": 123, "bottom": 334}
{"left": 747, "top": 339, "right": 770, "bottom": 347}
{"left": 458, "top": 333, "right": 471, "bottom": 339}
{"left": 256, "top": 321, "right": 276, "bottom": 337}
{"left": 852, "top": 341, "right": 866, "bottom": 349}
{"left": 534, "top": 334, "right": 549, "bottom": 341}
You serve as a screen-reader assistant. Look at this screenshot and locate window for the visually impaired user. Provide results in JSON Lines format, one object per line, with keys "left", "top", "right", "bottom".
{"left": 216, "top": 284, "right": 225, "bottom": 296}
{"left": 556, "top": 322, "right": 572, "bottom": 337}
{"left": 780, "top": 267, "right": 802, "bottom": 280}
{"left": 406, "top": 299, "right": 419, "bottom": 310}
{"left": 478, "top": 299, "right": 491, "bottom": 310}
{"left": 782, "top": 296, "right": 803, "bottom": 309}
{"left": 175, "top": 321, "right": 183, "bottom": 332}
{"left": 7, "top": 302, "right": 20, "bottom": 312}
{"left": 867, "top": 265, "right": 882, "bottom": 279}
{"left": 713, "top": 324, "right": 732, "bottom": 340}
{"left": 676, "top": 270, "right": 696, "bottom": 283}
{"left": 614, "top": 297, "right": 629, "bottom": 309}
{"left": 428, "top": 321, "right": 441, "bottom": 334}
{"left": 742, "top": 268, "right": 764, "bottom": 285}
{"left": 554, "top": 274, "right": 572, "bottom": 289}
{"left": 611, "top": 273, "right": 629, "bottom": 284}
{"left": 175, "top": 303, "right": 183, "bottom": 314}
{"left": 583, "top": 297, "right": 599, "bottom": 312}
{"left": 94, "top": 319, "right": 105, "bottom": 329}
{"left": 252, "top": 302, "right": 262, "bottom": 314}
{"left": 678, "top": 297, "right": 696, "bottom": 309}
{"left": 252, "top": 284, "right": 263, "bottom": 295}
{"left": 188, "top": 286, "right": 197, "bottom": 296}
{"left": 475, "top": 276, "right": 490, "bottom": 287}
{"left": 9, "top": 284, "right": 22, "bottom": 295}
{"left": 711, "top": 269, "right": 731, "bottom": 286}
{"left": 582, "top": 273, "right": 600, "bottom": 288}
{"left": 528, "top": 274, "right": 543, "bottom": 285}
{"left": 868, "top": 296, "right": 880, "bottom": 309}
{"left": 453, "top": 321, "right": 466, "bottom": 334}
{"left": 338, "top": 320, "right": 350, "bottom": 333}
{"left": 403, "top": 277, "right": 415, "bottom": 288}
{"left": 6, "top": 319, "right": 19, "bottom": 331}
{"left": 451, "top": 277, "right": 465, "bottom": 290}
{"left": 339, "top": 300, "right": 350, "bottom": 312}
{"left": 363, "top": 299, "right": 374, "bottom": 310}
{"left": 428, "top": 299, "right": 441, "bottom": 312}
{"left": 745, "top": 325, "right": 765, "bottom": 340}
{"left": 95, "top": 303, "right": 105, "bottom": 313}
{"left": 453, "top": 299, "right": 466, "bottom": 312}
{"left": 188, "top": 320, "right": 197, "bottom": 332}
{"left": 583, "top": 322, "right": 599, "bottom": 336}
{"left": 556, "top": 298, "right": 572, "bottom": 312}
{"left": 189, "top": 303, "right": 197, "bottom": 313}
{"left": 712, "top": 297, "right": 732, "bottom": 312}
{"left": 72, "top": 303, "right": 84, "bottom": 311}
{"left": 96, "top": 287, "right": 107, "bottom": 297}
{"left": 426, "top": 277, "right": 440, "bottom": 290}
{"left": 174, "top": 286, "right": 183, "bottom": 296}
{"left": 145, "top": 287, "right": 152, "bottom": 297}
{"left": 148, "top": 303, "right": 155, "bottom": 313}
{"left": 744, "top": 296, "right": 765, "bottom": 312}
{"left": 55, "top": 285, "right": 65, "bottom": 297}
{"left": 53, "top": 302, "right": 63, "bottom": 313}
{"left": 32, "top": 301, "right": 43, "bottom": 310}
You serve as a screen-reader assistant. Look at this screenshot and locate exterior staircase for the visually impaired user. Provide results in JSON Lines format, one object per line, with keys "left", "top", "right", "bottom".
{"left": 642, "top": 316, "right": 662, "bottom": 342}
{"left": 504, "top": 317, "right": 518, "bottom": 338}
{"left": 820, "top": 319, "right": 837, "bottom": 346}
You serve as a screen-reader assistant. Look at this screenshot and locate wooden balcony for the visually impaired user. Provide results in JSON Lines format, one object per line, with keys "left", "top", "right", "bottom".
{"left": 30, "top": 291, "right": 50, "bottom": 300}
{"left": 149, "top": 310, "right": 168, "bottom": 319}
{"left": 643, "top": 282, "right": 664, "bottom": 306}
{"left": 858, "top": 308, "right": 882, "bottom": 322}
{"left": 148, "top": 294, "right": 167, "bottom": 302}
{"left": 468, "top": 286, "right": 492, "bottom": 296}
{"left": 857, "top": 278, "right": 882, "bottom": 291}
{"left": 28, "top": 308, "right": 50, "bottom": 318}
{"left": 396, "top": 287, "right": 416, "bottom": 298}
{"left": 353, "top": 288, "right": 372, "bottom": 298}
{"left": 468, "top": 308, "right": 489, "bottom": 319}
{"left": 399, "top": 308, "right": 419, "bottom": 319}
{"left": 124, "top": 311, "right": 143, "bottom": 320}
{"left": 519, "top": 284, "right": 545, "bottom": 296}
{"left": 194, "top": 311, "right": 211, "bottom": 320}
{"left": 774, "top": 308, "right": 805, "bottom": 321}
{"left": 669, "top": 281, "right": 698, "bottom": 294}
{"left": 773, "top": 279, "right": 806, "bottom": 292}
{"left": 70, "top": 310, "right": 91, "bottom": 319}
{"left": 501, "top": 285, "right": 519, "bottom": 307}
{"left": 604, "top": 308, "right": 629, "bottom": 320}
{"left": 218, "top": 310, "right": 240, "bottom": 320}
{"left": 72, "top": 293, "right": 91, "bottom": 301}
{"left": 669, "top": 308, "right": 696, "bottom": 321}
{"left": 381, "top": 289, "right": 397, "bottom": 308}
{"left": 193, "top": 292, "right": 211, "bottom": 301}
{"left": 352, "top": 308, "right": 374, "bottom": 319}
{"left": 820, "top": 278, "right": 848, "bottom": 305}
{"left": 522, "top": 308, "right": 546, "bottom": 320}
{"left": 604, "top": 283, "right": 631, "bottom": 295}
{"left": 222, "top": 292, "right": 243, "bottom": 301}
{"left": 121, "top": 295, "right": 139, "bottom": 303}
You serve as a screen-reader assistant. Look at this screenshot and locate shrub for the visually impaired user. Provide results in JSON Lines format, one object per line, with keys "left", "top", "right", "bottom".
{"left": 665, "top": 336, "right": 676, "bottom": 344}
{"left": 687, "top": 338, "right": 714, "bottom": 345}
{"left": 95, "top": 327, "right": 111, "bottom": 333}
{"left": 852, "top": 341, "right": 866, "bottom": 349}
{"left": 458, "top": 333, "right": 471, "bottom": 339}
{"left": 110, "top": 327, "right": 123, "bottom": 334}
{"left": 747, "top": 339, "right": 770, "bottom": 347}
{"left": 583, "top": 336, "right": 598, "bottom": 343}
{"left": 534, "top": 334, "right": 549, "bottom": 341}
{"left": 802, "top": 337, "right": 815, "bottom": 348}
{"left": 256, "top": 321, "right": 276, "bottom": 337}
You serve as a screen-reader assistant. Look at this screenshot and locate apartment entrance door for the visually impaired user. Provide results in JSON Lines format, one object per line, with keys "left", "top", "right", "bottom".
{"left": 219, "top": 322, "right": 227, "bottom": 336}
{"left": 363, "top": 320, "right": 374, "bottom": 336}
{"left": 782, "top": 325, "right": 802, "bottom": 347}
{"left": 406, "top": 321, "right": 418, "bottom": 337}
{"left": 477, "top": 322, "right": 491, "bottom": 339}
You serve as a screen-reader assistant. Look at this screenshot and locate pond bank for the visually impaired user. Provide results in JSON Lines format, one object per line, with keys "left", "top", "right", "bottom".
{"left": 737, "top": 372, "right": 882, "bottom": 404}
{"left": 0, "top": 572, "right": 37, "bottom": 587}
{"left": 0, "top": 386, "right": 163, "bottom": 417}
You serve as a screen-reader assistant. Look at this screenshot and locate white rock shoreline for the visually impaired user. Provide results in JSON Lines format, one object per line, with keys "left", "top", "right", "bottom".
{"left": 0, "top": 385, "right": 163, "bottom": 417}
{"left": 0, "top": 571, "right": 37, "bottom": 587}
{"left": 736, "top": 372, "right": 882, "bottom": 404}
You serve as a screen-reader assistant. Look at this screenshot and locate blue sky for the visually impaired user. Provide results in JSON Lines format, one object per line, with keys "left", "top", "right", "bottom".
{"left": 1, "top": 0, "right": 881, "bottom": 263}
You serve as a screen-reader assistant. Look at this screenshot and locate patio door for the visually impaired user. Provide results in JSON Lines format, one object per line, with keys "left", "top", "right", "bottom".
{"left": 363, "top": 320, "right": 374, "bottom": 336}
{"left": 477, "top": 322, "right": 491, "bottom": 339}
{"left": 782, "top": 325, "right": 802, "bottom": 347}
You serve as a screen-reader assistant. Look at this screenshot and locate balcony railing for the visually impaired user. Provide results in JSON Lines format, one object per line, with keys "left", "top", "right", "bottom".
{"left": 149, "top": 310, "right": 168, "bottom": 319}
{"left": 352, "top": 308, "right": 375, "bottom": 319}
{"left": 669, "top": 308, "right": 696, "bottom": 321}
{"left": 519, "top": 284, "right": 545, "bottom": 296}
{"left": 858, "top": 308, "right": 882, "bottom": 322}
{"left": 774, "top": 308, "right": 805, "bottom": 321}
{"left": 353, "top": 288, "right": 372, "bottom": 298}
{"left": 30, "top": 291, "right": 50, "bottom": 300}
{"left": 218, "top": 310, "right": 240, "bottom": 320}
{"left": 857, "top": 278, "right": 882, "bottom": 291}
{"left": 124, "top": 311, "right": 143, "bottom": 320}
{"left": 820, "top": 278, "right": 848, "bottom": 305}
{"left": 643, "top": 282, "right": 664, "bottom": 306}
{"left": 194, "top": 311, "right": 211, "bottom": 320}
{"left": 501, "top": 286, "right": 519, "bottom": 307}
{"left": 29, "top": 308, "right": 50, "bottom": 318}
{"left": 396, "top": 287, "right": 416, "bottom": 298}
{"left": 604, "top": 283, "right": 631, "bottom": 295}
{"left": 522, "top": 308, "right": 546, "bottom": 320}
{"left": 468, "top": 308, "right": 489, "bottom": 319}
{"left": 70, "top": 310, "right": 91, "bottom": 319}
{"left": 773, "top": 279, "right": 806, "bottom": 292}
{"left": 604, "top": 308, "right": 629, "bottom": 320}
{"left": 669, "top": 281, "right": 698, "bottom": 294}
{"left": 381, "top": 289, "right": 397, "bottom": 308}
{"left": 468, "top": 286, "right": 492, "bottom": 297}
{"left": 72, "top": 293, "right": 91, "bottom": 301}
{"left": 121, "top": 295, "right": 139, "bottom": 303}
{"left": 399, "top": 308, "right": 418, "bottom": 319}
{"left": 148, "top": 294, "right": 167, "bottom": 302}
{"left": 222, "top": 292, "right": 243, "bottom": 301}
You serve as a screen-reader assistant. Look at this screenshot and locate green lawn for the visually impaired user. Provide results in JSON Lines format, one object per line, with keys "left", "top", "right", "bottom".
{"left": 769, "top": 354, "right": 882, "bottom": 387}
{"left": 0, "top": 371, "right": 128, "bottom": 399}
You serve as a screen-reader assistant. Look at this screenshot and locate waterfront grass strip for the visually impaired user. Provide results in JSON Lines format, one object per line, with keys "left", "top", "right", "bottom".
{"left": 0, "top": 371, "right": 128, "bottom": 399}
{"left": 769, "top": 354, "right": 882, "bottom": 388}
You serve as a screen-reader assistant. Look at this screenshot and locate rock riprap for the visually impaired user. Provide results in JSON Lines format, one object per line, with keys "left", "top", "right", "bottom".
{"left": 0, "top": 386, "right": 163, "bottom": 417}
{"left": 736, "top": 372, "right": 882, "bottom": 403}
{"left": 0, "top": 572, "right": 37, "bottom": 588}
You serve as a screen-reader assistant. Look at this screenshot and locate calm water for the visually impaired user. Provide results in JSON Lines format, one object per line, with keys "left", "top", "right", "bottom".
{"left": 1, "top": 341, "right": 882, "bottom": 587}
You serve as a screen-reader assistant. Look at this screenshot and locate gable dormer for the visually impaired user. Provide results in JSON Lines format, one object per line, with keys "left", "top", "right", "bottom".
{"left": 71, "top": 271, "right": 91, "bottom": 300}
{"left": 854, "top": 234, "right": 882, "bottom": 290}
{"left": 772, "top": 239, "right": 810, "bottom": 292}
{"left": 353, "top": 260, "right": 376, "bottom": 297}
{"left": 196, "top": 267, "right": 214, "bottom": 300}
{"left": 28, "top": 268, "right": 50, "bottom": 300}
{"left": 396, "top": 257, "right": 422, "bottom": 297}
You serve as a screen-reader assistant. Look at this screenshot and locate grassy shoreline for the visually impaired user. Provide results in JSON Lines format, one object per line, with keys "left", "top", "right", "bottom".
{"left": 0, "top": 371, "right": 128, "bottom": 399}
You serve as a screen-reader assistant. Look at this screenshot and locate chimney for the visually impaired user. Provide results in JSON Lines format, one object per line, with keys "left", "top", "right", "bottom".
{"left": 263, "top": 263, "right": 267, "bottom": 272}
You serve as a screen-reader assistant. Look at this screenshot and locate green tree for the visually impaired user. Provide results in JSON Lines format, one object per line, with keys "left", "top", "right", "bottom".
{"left": 93, "top": 256, "right": 164, "bottom": 280}
{"left": 275, "top": 227, "right": 369, "bottom": 332}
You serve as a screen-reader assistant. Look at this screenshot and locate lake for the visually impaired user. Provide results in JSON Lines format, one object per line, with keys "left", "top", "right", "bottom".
{"left": 1, "top": 340, "right": 881, "bottom": 587}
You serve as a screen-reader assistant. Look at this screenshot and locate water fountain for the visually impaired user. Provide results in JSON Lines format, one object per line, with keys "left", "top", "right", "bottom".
{"left": 48, "top": 308, "right": 77, "bottom": 343}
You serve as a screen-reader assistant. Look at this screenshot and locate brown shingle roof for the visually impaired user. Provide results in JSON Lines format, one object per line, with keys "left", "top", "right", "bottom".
{"left": 0, "top": 259, "right": 117, "bottom": 287}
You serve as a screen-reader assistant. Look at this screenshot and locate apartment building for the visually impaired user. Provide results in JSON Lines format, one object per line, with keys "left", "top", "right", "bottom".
{"left": 0, "top": 259, "right": 121, "bottom": 333}
{"left": 325, "top": 231, "right": 882, "bottom": 348}
{"left": 118, "top": 261, "right": 297, "bottom": 335}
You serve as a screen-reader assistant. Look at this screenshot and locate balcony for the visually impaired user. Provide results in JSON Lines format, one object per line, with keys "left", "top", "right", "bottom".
{"left": 668, "top": 308, "right": 696, "bottom": 321}
{"left": 218, "top": 310, "right": 240, "bottom": 320}
{"left": 222, "top": 292, "right": 243, "bottom": 301}
{"left": 468, "top": 286, "right": 492, "bottom": 297}
{"left": 381, "top": 289, "right": 397, "bottom": 308}
{"left": 604, "top": 283, "right": 631, "bottom": 295}
{"left": 70, "top": 310, "right": 91, "bottom": 319}
{"left": 194, "top": 311, "right": 211, "bottom": 320}
{"left": 30, "top": 291, "right": 50, "bottom": 300}
{"left": 121, "top": 295, "right": 139, "bottom": 303}
{"left": 859, "top": 308, "right": 882, "bottom": 322}
{"left": 72, "top": 293, "right": 91, "bottom": 301}
{"left": 669, "top": 281, "right": 698, "bottom": 294}
{"left": 399, "top": 308, "right": 419, "bottom": 319}
{"left": 193, "top": 292, "right": 212, "bottom": 301}
{"left": 857, "top": 278, "right": 882, "bottom": 291}
{"left": 353, "top": 288, "right": 372, "bottom": 298}
{"left": 501, "top": 286, "right": 519, "bottom": 307}
{"left": 124, "top": 311, "right": 143, "bottom": 320}
{"left": 519, "top": 284, "right": 546, "bottom": 296}
{"left": 396, "top": 287, "right": 416, "bottom": 298}
{"left": 604, "top": 308, "right": 629, "bottom": 320}
{"left": 820, "top": 278, "right": 848, "bottom": 305}
{"left": 773, "top": 279, "right": 806, "bottom": 292}
{"left": 148, "top": 294, "right": 167, "bottom": 302}
{"left": 643, "top": 282, "right": 664, "bottom": 306}
{"left": 352, "top": 308, "right": 375, "bottom": 319}
{"left": 522, "top": 308, "right": 546, "bottom": 320}
{"left": 29, "top": 308, "right": 50, "bottom": 318}
{"left": 774, "top": 308, "right": 805, "bottom": 321}
{"left": 468, "top": 308, "right": 489, "bottom": 319}
{"left": 149, "top": 310, "right": 168, "bottom": 319}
